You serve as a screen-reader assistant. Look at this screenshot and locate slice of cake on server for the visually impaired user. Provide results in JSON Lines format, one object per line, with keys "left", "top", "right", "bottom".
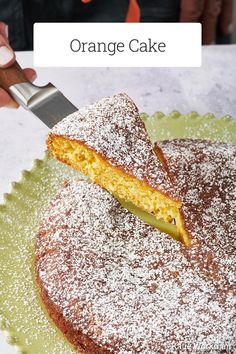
{"left": 47, "top": 93, "right": 190, "bottom": 245}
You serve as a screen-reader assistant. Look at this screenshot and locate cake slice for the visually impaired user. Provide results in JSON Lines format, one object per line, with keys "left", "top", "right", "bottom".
{"left": 47, "top": 93, "right": 190, "bottom": 244}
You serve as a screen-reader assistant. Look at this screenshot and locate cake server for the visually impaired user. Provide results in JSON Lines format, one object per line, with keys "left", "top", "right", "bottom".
{"left": 0, "top": 62, "right": 78, "bottom": 128}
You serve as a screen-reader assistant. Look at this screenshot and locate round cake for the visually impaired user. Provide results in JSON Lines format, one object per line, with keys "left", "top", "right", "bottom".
{"left": 35, "top": 154, "right": 236, "bottom": 353}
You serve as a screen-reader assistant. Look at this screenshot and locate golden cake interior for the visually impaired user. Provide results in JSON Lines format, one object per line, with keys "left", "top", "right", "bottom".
{"left": 48, "top": 135, "right": 190, "bottom": 246}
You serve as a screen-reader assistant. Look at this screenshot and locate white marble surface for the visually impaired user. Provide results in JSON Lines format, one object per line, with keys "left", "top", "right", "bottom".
{"left": 0, "top": 45, "right": 236, "bottom": 353}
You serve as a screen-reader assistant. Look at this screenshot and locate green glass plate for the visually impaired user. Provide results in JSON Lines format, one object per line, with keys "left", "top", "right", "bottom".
{"left": 141, "top": 111, "right": 236, "bottom": 144}
{"left": 0, "top": 112, "right": 235, "bottom": 354}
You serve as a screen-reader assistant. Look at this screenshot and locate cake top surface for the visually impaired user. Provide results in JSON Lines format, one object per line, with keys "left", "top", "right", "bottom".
{"left": 158, "top": 140, "right": 236, "bottom": 247}
{"left": 36, "top": 179, "right": 236, "bottom": 353}
{"left": 50, "top": 93, "right": 177, "bottom": 199}
{"left": 157, "top": 139, "right": 236, "bottom": 287}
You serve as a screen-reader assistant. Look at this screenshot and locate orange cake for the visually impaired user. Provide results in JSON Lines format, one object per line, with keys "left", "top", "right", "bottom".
{"left": 43, "top": 93, "right": 236, "bottom": 352}
{"left": 47, "top": 93, "right": 190, "bottom": 245}
{"left": 35, "top": 178, "right": 236, "bottom": 353}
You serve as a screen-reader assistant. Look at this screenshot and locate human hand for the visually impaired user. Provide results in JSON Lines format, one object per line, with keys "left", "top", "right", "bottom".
{"left": 0, "top": 22, "right": 37, "bottom": 108}
{"left": 180, "top": 0, "right": 233, "bottom": 44}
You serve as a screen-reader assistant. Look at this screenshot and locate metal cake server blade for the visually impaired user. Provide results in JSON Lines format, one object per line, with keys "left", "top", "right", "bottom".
{"left": 0, "top": 62, "right": 78, "bottom": 128}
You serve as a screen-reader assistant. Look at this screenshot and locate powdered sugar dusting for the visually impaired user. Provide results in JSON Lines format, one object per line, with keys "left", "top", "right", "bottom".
{"left": 158, "top": 139, "right": 236, "bottom": 288}
{"left": 51, "top": 93, "right": 177, "bottom": 198}
{"left": 36, "top": 180, "right": 236, "bottom": 353}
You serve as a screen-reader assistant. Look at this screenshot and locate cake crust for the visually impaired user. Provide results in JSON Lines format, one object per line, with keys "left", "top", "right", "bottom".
{"left": 36, "top": 265, "right": 111, "bottom": 354}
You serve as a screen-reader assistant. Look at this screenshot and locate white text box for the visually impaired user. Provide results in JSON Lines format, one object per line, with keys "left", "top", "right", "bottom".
{"left": 34, "top": 23, "right": 202, "bottom": 67}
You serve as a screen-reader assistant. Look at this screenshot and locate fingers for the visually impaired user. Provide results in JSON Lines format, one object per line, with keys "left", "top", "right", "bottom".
{"left": 0, "top": 34, "right": 15, "bottom": 67}
{"left": 0, "top": 23, "right": 15, "bottom": 67}
{"left": 0, "top": 88, "right": 18, "bottom": 108}
{"left": 218, "top": 0, "right": 233, "bottom": 34}
{"left": 0, "top": 68, "right": 37, "bottom": 109}
{"left": 0, "top": 21, "right": 38, "bottom": 109}
{"left": 0, "top": 22, "right": 9, "bottom": 40}
{"left": 0, "top": 23, "right": 16, "bottom": 108}
{"left": 180, "top": 0, "right": 223, "bottom": 44}
{"left": 201, "top": 0, "right": 222, "bottom": 44}
{"left": 23, "top": 68, "right": 37, "bottom": 82}
{"left": 180, "top": 0, "right": 205, "bottom": 22}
